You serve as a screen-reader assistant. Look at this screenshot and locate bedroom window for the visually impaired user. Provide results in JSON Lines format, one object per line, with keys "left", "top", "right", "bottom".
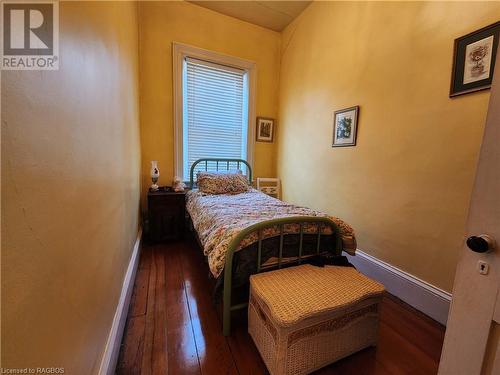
{"left": 173, "top": 43, "right": 256, "bottom": 181}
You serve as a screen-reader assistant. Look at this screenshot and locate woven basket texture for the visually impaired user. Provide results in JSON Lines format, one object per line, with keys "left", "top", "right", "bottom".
{"left": 249, "top": 264, "right": 384, "bottom": 375}
{"left": 250, "top": 264, "right": 384, "bottom": 327}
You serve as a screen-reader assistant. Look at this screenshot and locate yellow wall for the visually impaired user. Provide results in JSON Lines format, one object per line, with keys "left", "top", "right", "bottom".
{"left": 277, "top": 1, "right": 500, "bottom": 292}
{"left": 1, "top": 2, "right": 141, "bottom": 373}
{"left": 138, "top": 1, "right": 281, "bottom": 202}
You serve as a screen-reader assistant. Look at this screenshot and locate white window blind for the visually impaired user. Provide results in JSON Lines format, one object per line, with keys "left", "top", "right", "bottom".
{"left": 182, "top": 57, "right": 249, "bottom": 179}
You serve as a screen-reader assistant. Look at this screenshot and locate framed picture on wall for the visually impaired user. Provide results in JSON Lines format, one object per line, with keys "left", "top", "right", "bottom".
{"left": 256, "top": 117, "right": 274, "bottom": 142}
{"left": 450, "top": 21, "right": 500, "bottom": 97}
{"left": 332, "top": 106, "right": 359, "bottom": 147}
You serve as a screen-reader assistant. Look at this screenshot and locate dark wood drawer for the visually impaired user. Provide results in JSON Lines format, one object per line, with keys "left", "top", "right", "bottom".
{"left": 148, "top": 187, "right": 186, "bottom": 243}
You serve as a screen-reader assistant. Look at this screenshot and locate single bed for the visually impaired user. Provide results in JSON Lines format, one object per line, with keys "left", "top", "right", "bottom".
{"left": 186, "top": 158, "right": 357, "bottom": 335}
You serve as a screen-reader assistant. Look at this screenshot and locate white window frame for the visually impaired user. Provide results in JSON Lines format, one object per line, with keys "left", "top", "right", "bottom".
{"left": 173, "top": 42, "right": 256, "bottom": 180}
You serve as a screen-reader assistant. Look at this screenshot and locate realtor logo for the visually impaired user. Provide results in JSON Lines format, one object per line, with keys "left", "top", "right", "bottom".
{"left": 1, "top": 1, "right": 59, "bottom": 70}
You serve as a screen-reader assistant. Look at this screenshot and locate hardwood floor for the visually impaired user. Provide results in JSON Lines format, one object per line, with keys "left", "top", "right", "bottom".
{"left": 117, "top": 240, "right": 446, "bottom": 375}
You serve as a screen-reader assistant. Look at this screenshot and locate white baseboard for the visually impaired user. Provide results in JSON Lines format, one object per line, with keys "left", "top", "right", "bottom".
{"left": 347, "top": 249, "right": 452, "bottom": 325}
{"left": 98, "top": 228, "right": 142, "bottom": 375}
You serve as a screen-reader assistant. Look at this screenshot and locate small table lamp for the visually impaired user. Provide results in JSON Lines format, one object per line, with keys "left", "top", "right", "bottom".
{"left": 150, "top": 160, "right": 160, "bottom": 191}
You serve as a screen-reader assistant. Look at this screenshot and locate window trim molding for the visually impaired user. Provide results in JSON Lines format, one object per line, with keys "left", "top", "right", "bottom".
{"left": 172, "top": 42, "right": 257, "bottom": 179}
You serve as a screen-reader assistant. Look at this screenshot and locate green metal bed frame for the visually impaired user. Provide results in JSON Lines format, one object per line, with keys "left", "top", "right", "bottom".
{"left": 189, "top": 158, "right": 343, "bottom": 336}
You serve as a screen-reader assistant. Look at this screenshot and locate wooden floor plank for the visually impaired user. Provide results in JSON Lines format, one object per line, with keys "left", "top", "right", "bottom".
{"left": 116, "top": 315, "right": 146, "bottom": 375}
{"left": 140, "top": 246, "right": 168, "bottom": 375}
{"left": 375, "top": 320, "right": 438, "bottom": 375}
{"left": 140, "top": 246, "right": 156, "bottom": 375}
{"left": 151, "top": 248, "right": 168, "bottom": 374}
{"left": 118, "top": 241, "right": 446, "bottom": 375}
{"left": 380, "top": 295, "right": 445, "bottom": 363}
{"left": 225, "top": 308, "right": 268, "bottom": 375}
{"left": 315, "top": 346, "right": 390, "bottom": 375}
{"left": 128, "top": 250, "right": 151, "bottom": 318}
{"left": 177, "top": 241, "right": 239, "bottom": 375}
{"left": 165, "top": 244, "right": 202, "bottom": 374}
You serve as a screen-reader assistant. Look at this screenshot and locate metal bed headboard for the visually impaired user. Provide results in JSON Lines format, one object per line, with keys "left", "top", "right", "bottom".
{"left": 189, "top": 158, "right": 252, "bottom": 189}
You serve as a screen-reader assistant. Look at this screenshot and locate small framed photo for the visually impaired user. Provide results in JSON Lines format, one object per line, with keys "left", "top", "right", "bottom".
{"left": 256, "top": 117, "right": 274, "bottom": 142}
{"left": 332, "top": 106, "right": 359, "bottom": 147}
{"left": 450, "top": 21, "right": 500, "bottom": 97}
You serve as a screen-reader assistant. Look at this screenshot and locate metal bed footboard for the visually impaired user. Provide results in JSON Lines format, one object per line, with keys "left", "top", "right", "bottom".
{"left": 222, "top": 216, "right": 343, "bottom": 336}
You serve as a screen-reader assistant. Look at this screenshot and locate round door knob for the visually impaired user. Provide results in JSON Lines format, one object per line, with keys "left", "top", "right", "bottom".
{"left": 466, "top": 235, "right": 496, "bottom": 253}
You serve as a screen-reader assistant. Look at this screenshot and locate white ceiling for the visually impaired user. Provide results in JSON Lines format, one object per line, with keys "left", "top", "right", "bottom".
{"left": 188, "top": 1, "right": 312, "bottom": 32}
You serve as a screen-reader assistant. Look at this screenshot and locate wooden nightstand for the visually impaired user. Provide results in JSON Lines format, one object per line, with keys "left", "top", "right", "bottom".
{"left": 148, "top": 187, "right": 186, "bottom": 242}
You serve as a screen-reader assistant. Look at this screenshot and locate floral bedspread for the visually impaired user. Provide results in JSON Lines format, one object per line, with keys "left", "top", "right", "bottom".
{"left": 186, "top": 189, "right": 357, "bottom": 278}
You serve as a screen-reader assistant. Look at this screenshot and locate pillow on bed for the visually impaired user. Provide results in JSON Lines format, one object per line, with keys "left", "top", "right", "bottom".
{"left": 197, "top": 171, "right": 250, "bottom": 195}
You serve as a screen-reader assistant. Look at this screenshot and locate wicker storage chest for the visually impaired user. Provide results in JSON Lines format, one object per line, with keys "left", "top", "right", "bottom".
{"left": 248, "top": 264, "right": 385, "bottom": 375}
